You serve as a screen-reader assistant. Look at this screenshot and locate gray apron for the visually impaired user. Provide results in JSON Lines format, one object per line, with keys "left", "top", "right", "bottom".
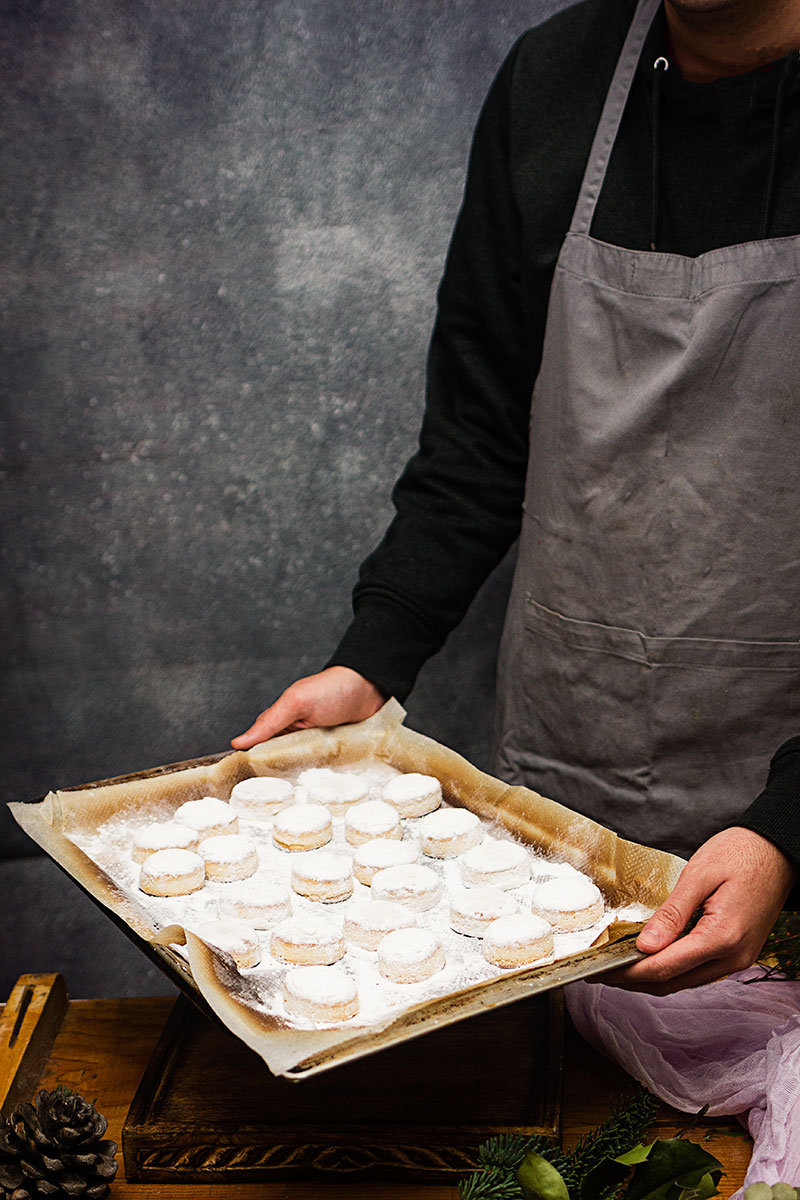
{"left": 493, "top": 0, "right": 800, "bottom": 858}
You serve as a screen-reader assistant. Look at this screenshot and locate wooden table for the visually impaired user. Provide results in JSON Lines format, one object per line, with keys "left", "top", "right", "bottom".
{"left": 1, "top": 979, "right": 752, "bottom": 1198}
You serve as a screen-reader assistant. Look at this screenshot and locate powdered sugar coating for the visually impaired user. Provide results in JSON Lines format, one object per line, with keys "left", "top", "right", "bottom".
{"left": 461, "top": 839, "right": 531, "bottom": 890}
{"left": 220, "top": 880, "right": 291, "bottom": 927}
{"left": 352, "top": 838, "right": 420, "bottom": 885}
{"left": 198, "top": 834, "right": 258, "bottom": 882}
{"left": 483, "top": 914, "right": 554, "bottom": 968}
{"left": 344, "top": 800, "right": 402, "bottom": 846}
{"left": 378, "top": 929, "right": 446, "bottom": 983}
{"left": 230, "top": 776, "right": 294, "bottom": 818}
{"left": 139, "top": 848, "right": 205, "bottom": 896}
{"left": 132, "top": 821, "right": 199, "bottom": 864}
{"left": 297, "top": 768, "right": 369, "bottom": 811}
{"left": 197, "top": 918, "right": 262, "bottom": 968}
{"left": 273, "top": 803, "right": 332, "bottom": 851}
{"left": 291, "top": 851, "right": 353, "bottom": 902}
{"left": 449, "top": 886, "right": 519, "bottom": 937}
{"left": 344, "top": 900, "right": 416, "bottom": 951}
{"left": 270, "top": 913, "right": 345, "bottom": 965}
{"left": 533, "top": 878, "right": 604, "bottom": 931}
{"left": 283, "top": 966, "right": 359, "bottom": 1022}
{"left": 419, "top": 808, "right": 482, "bottom": 858}
{"left": 382, "top": 773, "right": 442, "bottom": 818}
{"left": 371, "top": 863, "right": 443, "bottom": 912}
{"left": 174, "top": 797, "right": 238, "bottom": 838}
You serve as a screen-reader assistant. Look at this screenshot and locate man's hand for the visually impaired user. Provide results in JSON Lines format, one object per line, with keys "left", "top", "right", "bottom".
{"left": 601, "top": 826, "right": 797, "bottom": 995}
{"left": 231, "top": 666, "right": 387, "bottom": 749}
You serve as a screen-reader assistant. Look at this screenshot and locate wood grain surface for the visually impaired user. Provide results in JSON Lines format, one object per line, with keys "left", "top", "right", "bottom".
{"left": 1, "top": 989, "right": 752, "bottom": 1199}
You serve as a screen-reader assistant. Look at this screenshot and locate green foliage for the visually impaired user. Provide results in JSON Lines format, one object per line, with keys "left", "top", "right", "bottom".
{"left": 459, "top": 1087, "right": 659, "bottom": 1200}
{"left": 752, "top": 911, "right": 800, "bottom": 982}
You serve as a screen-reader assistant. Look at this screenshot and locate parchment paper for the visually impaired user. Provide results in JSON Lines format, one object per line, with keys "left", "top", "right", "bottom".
{"left": 10, "top": 700, "right": 685, "bottom": 1077}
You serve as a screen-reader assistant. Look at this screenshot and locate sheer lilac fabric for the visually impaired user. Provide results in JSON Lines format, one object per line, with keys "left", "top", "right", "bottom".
{"left": 566, "top": 970, "right": 800, "bottom": 1197}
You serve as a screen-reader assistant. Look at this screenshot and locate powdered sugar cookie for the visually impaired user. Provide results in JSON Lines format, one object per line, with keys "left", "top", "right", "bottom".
{"left": 273, "top": 803, "right": 332, "bottom": 851}
{"left": 382, "top": 773, "right": 442, "bottom": 818}
{"left": 532, "top": 877, "right": 604, "bottom": 931}
{"left": 270, "top": 913, "right": 345, "bottom": 965}
{"left": 198, "top": 834, "right": 258, "bottom": 882}
{"left": 483, "top": 914, "right": 553, "bottom": 968}
{"left": 461, "top": 839, "right": 531, "bottom": 890}
{"left": 372, "top": 863, "right": 443, "bottom": 912}
{"left": 352, "top": 838, "right": 420, "bottom": 885}
{"left": 222, "top": 880, "right": 291, "bottom": 927}
{"left": 297, "top": 768, "right": 369, "bottom": 811}
{"left": 345, "top": 800, "right": 402, "bottom": 847}
{"left": 174, "top": 797, "right": 238, "bottom": 839}
{"left": 139, "top": 848, "right": 205, "bottom": 896}
{"left": 449, "top": 886, "right": 519, "bottom": 937}
{"left": 132, "top": 821, "right": 199, "bottom": 864}
{"left": 344, "top": 900, "right": 416, "bottom": 951}
{"left": 197, "top": 918, "right": 262, "bottom": 968}
{"left": 378, "top": 928, "right": 446, "bottom": 983}
{"left": 229, "top": 776, "right": 294, "bottom": 818}
{"left": 419, "top": 807, "right": 482, "bottom": 858}
{"left": 283, "top": 965, "right": 358, "bottom": 1023}
{"left": 291, "top": 851, "right": 353, "bottom": 903}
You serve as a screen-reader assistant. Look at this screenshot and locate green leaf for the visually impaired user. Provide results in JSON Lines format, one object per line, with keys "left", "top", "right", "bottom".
{"left": 625, "top": 1139, "right": 724, "bottom": 1200}
{"left": 517, "top": 1151, "right": 571, "bottom": 1200}
{"left": 616, "top": 1143, "right": 653, "bottom": 1166}
{"left": 677, "top": 1170, "right": 722, "bottom": 1199}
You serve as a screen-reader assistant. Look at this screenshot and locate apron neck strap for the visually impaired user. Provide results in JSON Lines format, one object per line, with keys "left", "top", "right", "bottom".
{"left": 570, "top": 0, "right": 662, "bottom": 238}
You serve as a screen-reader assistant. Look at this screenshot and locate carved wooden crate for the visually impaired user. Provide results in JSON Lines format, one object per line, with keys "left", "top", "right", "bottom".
{"left": 123, "top": 990, "right": 563, "bottom": 1183}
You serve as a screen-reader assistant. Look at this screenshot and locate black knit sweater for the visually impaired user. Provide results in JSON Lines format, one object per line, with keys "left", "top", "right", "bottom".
{"left": 329, "top": 0, "right": 800, "bottom": 868}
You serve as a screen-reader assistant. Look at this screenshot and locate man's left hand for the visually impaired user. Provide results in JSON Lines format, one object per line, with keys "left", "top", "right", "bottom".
{"left": 600, "top": 826, "right": 797, "bottom": 994}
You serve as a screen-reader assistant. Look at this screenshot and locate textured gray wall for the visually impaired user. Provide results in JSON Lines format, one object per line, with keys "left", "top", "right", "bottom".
{"left": 1, "top": 0, "right": 570, "bottom": 858}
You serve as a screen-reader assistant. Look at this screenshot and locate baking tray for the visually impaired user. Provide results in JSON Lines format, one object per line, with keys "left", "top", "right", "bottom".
{"left": 10, "top": 701, "right": 685, "bottom": 1078}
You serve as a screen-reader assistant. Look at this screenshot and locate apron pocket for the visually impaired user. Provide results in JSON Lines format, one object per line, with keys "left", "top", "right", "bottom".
{"left": 522, "top": 596, "right": 800, "bottom": 853}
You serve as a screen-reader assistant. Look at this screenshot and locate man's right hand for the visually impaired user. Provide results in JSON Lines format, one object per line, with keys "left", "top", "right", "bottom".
{"left": 230, "top": 666, "right": 387, "bottom": 749}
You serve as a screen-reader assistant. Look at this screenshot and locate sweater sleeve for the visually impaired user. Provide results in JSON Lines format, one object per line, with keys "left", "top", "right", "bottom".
{"left": 327, "top": 39, "right": 536, "bottom": 700}
{"left": 735, "top": 737, "right": 800, "bottom": 904}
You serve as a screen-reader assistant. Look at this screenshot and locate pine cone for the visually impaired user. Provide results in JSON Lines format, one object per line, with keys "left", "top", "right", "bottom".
{"left": 0, "top": 1088, "right": 118, "bottom": 1199}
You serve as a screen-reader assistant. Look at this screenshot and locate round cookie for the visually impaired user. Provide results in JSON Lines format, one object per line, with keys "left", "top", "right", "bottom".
{"left": 139, "top": 848, "right": 205, "bottom": 897}
{"left": 483, "top": 914, "right": 554, "bottom": 969}
{"left": 229, "top": 776, "right": 294, "bottom": 818}
{"left": 419, "top": 808, "right": 482, "bottom": 858}
{"left": 449, "top": 886, "right": 519, "bottom": 937}
{"left": 173, "top": 797, "right": 238, "bottom": 839}
{"left": 382, "top": 773, "right": 442, "bottom": 818}
{"left": 270, "top": 913, "right": 345, "bottom": 965}
{"left": 460, "top": 839, "right": 531, "bottom": 891}
{"left": 371, "top": 863, "right": 443, "bottom": 912}
{"left": 132, "top": 821, "right": 199, "bottom": 864}
{"left": 345, "top": 800, "right": 402, "bottom": 847}
{"left": 532, "top": 877, "right": 604, "bottom": 931}
{"left": 291, "top": 851, "right": 353, "bottom": 903}
{"left": 221, "top": 880, "right": 291, "bottom": 928}
{"left": 378, "top": 929, "right": 446, "bottom": 983}
{"left": 198, "top": 834, "right": 258, "bottom": 882}
{"left": 297, "top": 768, "right": 369, "bottom": 811}
{"left": 344, "top": 900, "right": 416, "bottom": 951}
{"left": 273, "top": 803, "right": 332, "bottom": 851}
{"left": 353, "top": 838, "right": 420, "bottom": 885}
{"left": 197, "top": 918, "right": 262, "bottom": 968}
{"left": 283, "top": 966, "right": 359, "bottom": 1023}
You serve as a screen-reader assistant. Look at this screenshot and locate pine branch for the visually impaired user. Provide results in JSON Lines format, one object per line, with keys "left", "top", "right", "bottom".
{"left": 568, "top": 1086, "right": 660, "bottom": 1180}
{"left": 458, "top": 1164, "right": 524, "bottom": 1200}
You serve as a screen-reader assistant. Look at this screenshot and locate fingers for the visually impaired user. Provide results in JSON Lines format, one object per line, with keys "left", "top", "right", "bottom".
{"left": 231, "top": 690, "right": 305, "bottom": 749}
{"left": 636, "top": 860, "right": 716, "bottom": 953}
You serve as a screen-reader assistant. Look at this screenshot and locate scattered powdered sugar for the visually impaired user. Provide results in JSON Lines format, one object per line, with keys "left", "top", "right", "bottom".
{"left": 70, "top": 757, "right": 655, "bottom": 1032}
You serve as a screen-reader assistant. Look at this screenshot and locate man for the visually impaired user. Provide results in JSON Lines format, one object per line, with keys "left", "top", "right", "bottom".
{"left": 233, "top": 0, "right": 800, "bottom": 993}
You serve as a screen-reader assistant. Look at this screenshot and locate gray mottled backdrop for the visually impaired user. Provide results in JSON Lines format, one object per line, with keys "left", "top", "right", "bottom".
{"left": 1, "top": 0, "right": 568, "bottom": 989}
